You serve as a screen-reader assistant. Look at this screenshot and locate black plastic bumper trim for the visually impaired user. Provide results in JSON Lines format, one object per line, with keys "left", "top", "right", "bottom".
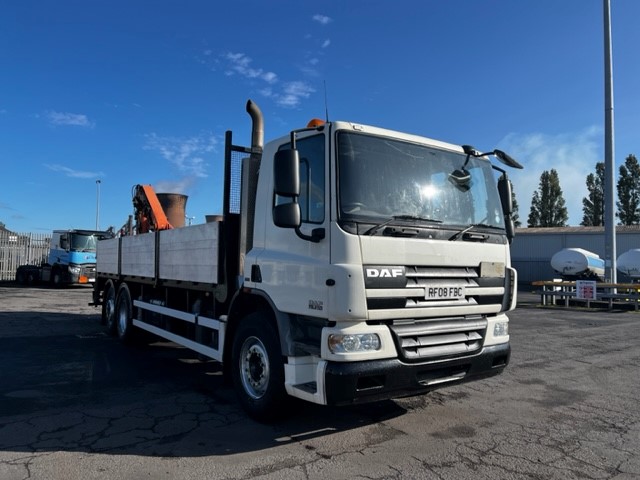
{"left": 324, "top": 343, "right": 510, "bottom": 406}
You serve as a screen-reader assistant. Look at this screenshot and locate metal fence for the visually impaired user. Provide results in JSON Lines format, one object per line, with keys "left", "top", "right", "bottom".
{"left": 0, "top": 231, "right": 50, "bottom": 281}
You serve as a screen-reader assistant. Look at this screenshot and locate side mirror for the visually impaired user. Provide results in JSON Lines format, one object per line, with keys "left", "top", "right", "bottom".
{"left": 494, "top": 150, "right": 523, "bottom": 169}
{"left": 497, "top": 175, "right": 513, "bottom": 215}
{"left": 273, "top": 203, "right": 301, "bottom": 229}
{"left": 60, "top": 236, "right": 69, "bottom": 250}
{"left": 504, "top": 216, "right": 515, "bottom": 243}
{"left": 274, "top": 149, "right": 300, "bottom": 197}
{"left": 497, "top": 174, "right": 515, "bottom": 242}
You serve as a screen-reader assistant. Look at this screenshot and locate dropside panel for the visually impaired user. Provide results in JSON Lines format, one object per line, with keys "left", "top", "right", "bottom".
{"left": 96, "top": 223, "right": 220, "bottom": 284}
{"left": 158, "top": 223, "right": 220, "bottom": 284}
{"left": 96, "top": 238, "right": 119, "bottom": 274}
{"left": 121, "top": 234, "right": 155, "bottom": 277}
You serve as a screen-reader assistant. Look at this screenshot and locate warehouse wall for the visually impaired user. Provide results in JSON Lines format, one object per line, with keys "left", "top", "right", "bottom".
{"left": 510, "top": 226, "right": 640, "bottom": 285}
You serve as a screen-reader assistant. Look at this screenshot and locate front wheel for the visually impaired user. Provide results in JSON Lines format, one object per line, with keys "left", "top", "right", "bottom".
{"left": 51, "top": 268, "right": 62, "bottom": 288}
{"left": 231, "top": 312, "right": 289, "bottom": 422}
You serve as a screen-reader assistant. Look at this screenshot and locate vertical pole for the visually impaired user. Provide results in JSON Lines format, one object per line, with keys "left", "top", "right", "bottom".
{"left": 96, "top": 179, "right": 101, "bottom": 231}
{"left": 603, "top": 0, "right": 617, "bottom": 283}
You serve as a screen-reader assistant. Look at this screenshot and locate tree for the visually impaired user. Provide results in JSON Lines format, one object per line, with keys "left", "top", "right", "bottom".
{"left": 527, "top": 169, "right": 568, "bottom": 227}
{"left": 511, "top": 189, "right": 521, "bottom": 228}
{"left": 616, "top": 154, "right": 640, "bottom": 225}
{"left": 581, "top": 162, "right": 604, "bottom": 226}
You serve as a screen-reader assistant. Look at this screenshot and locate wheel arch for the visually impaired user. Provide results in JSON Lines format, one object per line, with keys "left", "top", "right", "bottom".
{"left": 223, "top": 289, "right": 295, "bottom": 374}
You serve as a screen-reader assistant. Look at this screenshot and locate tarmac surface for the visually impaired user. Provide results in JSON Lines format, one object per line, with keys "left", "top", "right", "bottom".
{"left": 0, "top": 284, "right": 638, "bottom": 479}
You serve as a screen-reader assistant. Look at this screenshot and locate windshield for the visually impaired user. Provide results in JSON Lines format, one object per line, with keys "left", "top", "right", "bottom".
{"left": 337, "top": 132, "right": 504, "bottom": 229}
{"left": 70, "top": 233, "right": 105, "bottom": 252}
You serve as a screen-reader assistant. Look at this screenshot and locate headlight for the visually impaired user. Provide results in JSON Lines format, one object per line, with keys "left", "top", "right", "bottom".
{"left": 69, "top": 266, "right": 81, "bottom": 275}
{"left": 493, "top": 321, "right": 509, "bottom": 337}
{"left": 328, "top": 333, "right": 381, "bottom": 353}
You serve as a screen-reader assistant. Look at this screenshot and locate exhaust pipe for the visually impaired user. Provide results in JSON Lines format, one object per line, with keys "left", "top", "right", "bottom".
{"left": 246, "top": 100, "right": 264, "bottom": 154}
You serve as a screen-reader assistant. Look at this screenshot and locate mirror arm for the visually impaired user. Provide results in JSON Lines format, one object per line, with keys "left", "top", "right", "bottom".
{"left": 295, "top": 227, "right": 325, "bottom": 243}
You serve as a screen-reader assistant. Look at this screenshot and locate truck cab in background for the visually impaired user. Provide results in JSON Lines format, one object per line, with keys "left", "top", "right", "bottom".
{"left": 16, "top": 229, "right": 113, "bottom": 286}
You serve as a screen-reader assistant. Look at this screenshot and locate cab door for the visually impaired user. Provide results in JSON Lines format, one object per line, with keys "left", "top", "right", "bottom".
{"left": 252, "top": 132, "right": 331, "bottom": 317}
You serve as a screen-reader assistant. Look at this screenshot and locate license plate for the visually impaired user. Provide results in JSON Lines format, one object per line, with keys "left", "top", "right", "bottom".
{"left": 425, "top": 286, "right": 465, "bottom": 300}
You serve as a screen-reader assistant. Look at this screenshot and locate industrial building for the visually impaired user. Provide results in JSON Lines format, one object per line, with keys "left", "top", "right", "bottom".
{"left": 511, "top": 226, "right": 640, "bottom": 286}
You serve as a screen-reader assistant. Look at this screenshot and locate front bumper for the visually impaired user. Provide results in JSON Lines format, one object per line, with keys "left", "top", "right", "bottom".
{"left": 324, "top": 342, "right": 510, "bottom": 405}
{"left": 69, "top": 265, "right": 96, "bottom": 284}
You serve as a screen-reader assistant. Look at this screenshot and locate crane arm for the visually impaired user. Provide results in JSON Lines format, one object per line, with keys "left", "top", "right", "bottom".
{"left": 132, "top": 184, "right": 173, "bottom": 234}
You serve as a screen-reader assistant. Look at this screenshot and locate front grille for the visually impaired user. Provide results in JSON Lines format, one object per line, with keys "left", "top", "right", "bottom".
{"left": 365, "top": 265, "right": 506, "bottom": 320}
{"left": 390, "top": 317, "right": 487, "bottom": 361}
{"left": 81, "top": 265, "right": 96, "bottom": 275}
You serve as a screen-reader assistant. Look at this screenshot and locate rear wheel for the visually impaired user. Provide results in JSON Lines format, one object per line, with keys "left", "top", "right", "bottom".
{"left": 115, "top": 284, "right": 136, "bottom": 343}
{"left": 231, "top": 312, "right": 289, "bottom": 422}
{"left": 102, "top": 282, "right": 117, "bottom": 332}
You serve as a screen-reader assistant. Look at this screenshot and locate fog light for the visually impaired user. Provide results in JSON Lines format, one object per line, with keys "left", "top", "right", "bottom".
{"left": 494, "top": 321, "right": 509, "bottom": 337}
{"left": 328, "top": 333, "right": 381, "bottom": 353}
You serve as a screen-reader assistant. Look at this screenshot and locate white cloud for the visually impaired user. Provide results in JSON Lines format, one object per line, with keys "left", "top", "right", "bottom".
{"left": 44, "top": 164, "right": 104, "bottom": 179}
{"left": 259, "top": 87, "right": 274, "bottom": 98}
{"left": 224, "top": 52, "right": 278, "bottom": 84}
{"left": 313, "top": 14, "right": 332, "bottom": 25}
{"left": 276, "top": 81, "right": 316, "bottom": 108}
{"left": 46, "top": 111, "right": 94, "bottom": 127}
{"left": 143, "top": 133, "right": 218, "bottom": 178}
{"left": 321, "top": 39, "right": 331, "bottom": 49}
{"left": 499, "top": 126, "right": 602, "bottom": 226}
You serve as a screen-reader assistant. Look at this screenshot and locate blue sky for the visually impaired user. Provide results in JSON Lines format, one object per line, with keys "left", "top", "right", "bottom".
{"left": 1, "top": 1, "right": 639, "bottom": 232}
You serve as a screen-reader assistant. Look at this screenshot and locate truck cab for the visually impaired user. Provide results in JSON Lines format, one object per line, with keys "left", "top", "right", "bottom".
{"left": 46, "top": 229, "right": 112, "bottom": 285}
{"left": 240, "top": 118, "right": 518, "bottom": 406}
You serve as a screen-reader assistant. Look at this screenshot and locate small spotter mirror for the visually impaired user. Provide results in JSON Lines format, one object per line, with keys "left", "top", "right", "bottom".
{"left": 449, "top": 168, "right": 471, "bottom": 186}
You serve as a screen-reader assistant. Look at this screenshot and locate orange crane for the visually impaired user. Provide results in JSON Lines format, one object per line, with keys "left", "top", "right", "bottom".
{"left": 132, "top": 184, "right": 173, "bottom": 234}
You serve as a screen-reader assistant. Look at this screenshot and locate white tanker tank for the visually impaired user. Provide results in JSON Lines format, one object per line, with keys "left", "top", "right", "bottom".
{"left": 550, "top": 248, "right": 605, "bottom": 280}
{"left": 616, "top": 249, "right": 640, "bottom": 279}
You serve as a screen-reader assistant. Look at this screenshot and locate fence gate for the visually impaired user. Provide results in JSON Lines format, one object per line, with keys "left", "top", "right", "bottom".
{"left": 0, "top": 231, "right": 50, "bottom": 281}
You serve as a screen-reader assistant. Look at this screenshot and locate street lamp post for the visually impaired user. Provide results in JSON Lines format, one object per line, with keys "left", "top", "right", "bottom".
{"left": 603, "top": 0, "right": 616, "bottom": 283}
{"left": 96, "top": 179, "right": 101, "bottom": 231}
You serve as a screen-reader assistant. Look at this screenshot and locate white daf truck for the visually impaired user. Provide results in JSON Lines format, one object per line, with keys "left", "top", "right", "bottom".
{"left": 93, "top": 100, "right": 521, "bottom": 421}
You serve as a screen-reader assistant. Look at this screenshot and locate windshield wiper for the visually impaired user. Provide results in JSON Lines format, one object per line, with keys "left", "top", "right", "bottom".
{"left": 449, "top": 223, "right": 500, "bottom": 241}
{"left": 363, "top": 215, "right": 442, "bottom": 236}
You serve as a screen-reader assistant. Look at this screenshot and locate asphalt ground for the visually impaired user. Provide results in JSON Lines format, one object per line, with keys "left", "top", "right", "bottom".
{"left": 0, "top": 284, "right": 638, "bottom": 480}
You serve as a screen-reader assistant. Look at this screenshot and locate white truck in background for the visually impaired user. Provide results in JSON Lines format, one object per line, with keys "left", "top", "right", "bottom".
{"left": 93, "top": 100, "right": 521, "bottom": 421}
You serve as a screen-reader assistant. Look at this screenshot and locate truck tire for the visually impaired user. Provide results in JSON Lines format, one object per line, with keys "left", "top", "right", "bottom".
{"left": 102, "top": 282, "right": 117, "bottom": 332}
{"left": 51, "top": 268, "right": 62, "bottom": 288}
{"left": 231, "top": 312, "right": 289, "bottom": 422}
{"left": 115, "top": 284, "right": 136, "bottom": 343}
